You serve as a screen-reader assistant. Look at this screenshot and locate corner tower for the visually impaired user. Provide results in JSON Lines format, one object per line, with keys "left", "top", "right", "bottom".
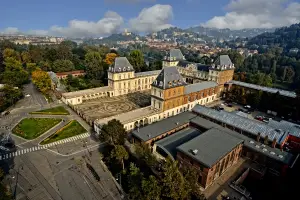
{"left": 108, "top": 57, "right": 135, "bottom": 96}
{"left": 151, "top": 67, "right": 187, "bottom": 113}
{"left": 162, "top": 49, "right": 185, "bottom": 68}
{"left": 209, "top": 55, "right": 235, "bottom": 84}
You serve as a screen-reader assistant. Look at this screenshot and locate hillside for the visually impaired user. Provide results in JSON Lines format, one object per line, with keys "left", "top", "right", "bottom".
{"left": 247, "top": 23, "right": 300, "bottom": 52}
{"left": 185, "top": 26, "right": 274, "bottom": 39}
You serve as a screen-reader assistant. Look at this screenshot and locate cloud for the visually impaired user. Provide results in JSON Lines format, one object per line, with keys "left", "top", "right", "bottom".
{"left": 1, "top": 11, "right": 123, "bottom": 38}
{"left": 1, "top": 27, "right": 21, "bottom": 35}
{"left": 202, "top": 0, "right": 300, "bottom": 30}
{"left": 129, "top": 4, "right": 173, "bottom": 33}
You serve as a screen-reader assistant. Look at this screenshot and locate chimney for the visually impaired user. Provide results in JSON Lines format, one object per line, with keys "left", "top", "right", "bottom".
{"left": 176, "top": 122, "right": 179, "bottom": 125}
{"left": 192, "top": 149, "right": 198, "bottom": 155}
{"left": 272, "top": 138, "right": 276, "bottom": 148}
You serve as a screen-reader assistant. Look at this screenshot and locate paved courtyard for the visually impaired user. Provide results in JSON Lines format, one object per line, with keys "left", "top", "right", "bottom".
{"left": 73, "top": 91, "right": 151, "bottom": 124}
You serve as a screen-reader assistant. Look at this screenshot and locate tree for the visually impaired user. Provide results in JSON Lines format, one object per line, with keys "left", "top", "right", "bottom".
{"left": 0, "top": 86, "right": 23, "bottom": 112}
{"left": 3, "top": 57, "right": 23, "bottom": 71}
{"left": 128, "top": 50, "right": 145, "bottom": 72}
{"left": 85, "top": 51, "right": 104, "bottom": 80}
{"left": 134, "top": 144, "right": 157, "bottom": 167}
{"left": 32, "top": 69, "right": 52, "bottom": 93}
{"left": 142, "top": 175, "right": 161, "bottom": 200}
{"left": 127, "top": 163, "right": 144, "bottom": 199}
{"left": 100, "top": 119, "right": 127, "bottom": 145}
{"left": 52, "top": 59, "right": 75, "bottom": 72}
{"left": 105, "top": 53, "right": 118, "bottom": 65}
{"left": 110, "top": 145, "right": 129, "bottom": 170}
{"left": 161, "top": 158, "right": 189, "bottom": 200}
{"left": 26, "top": 63, "right": 38, "bottom": 73}
{"left": 21, "top": 51, "right": 32, "bottom": 64}
{"left": 1, "top": 69, "right": 29, "bottom": 86}
{"left": 3, "top": 48, "right": 20, "bottom": 60}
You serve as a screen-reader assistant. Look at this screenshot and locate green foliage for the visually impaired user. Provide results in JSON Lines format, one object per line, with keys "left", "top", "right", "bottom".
{"left": 248, "top": 72, "right": 273, "bottom": 87}
{"left": 128, "top": 50, "right": 145, "bottom": 72}
{"left": 0, "top": 86, "right": 23, "bottom": 112}
{"left": 30, "top": 106, "right": 69, "bottom": 115}
{"left": 12, "top": 118, "right": 62, "bottom": 140}
{"left": 41, "top": 120, "right": 86, "bottom": 144}
{"left": 134, "top": 144, "right": 157, "bottom": 167}
{"left": 100, "top": 119, "right": 127, "bottom": 145}
{"left": 84, "top": 51, "right": 105, "bottom": 80}
{"left": 61, "top": 75, "right": 103, "bottom": 92}
{"left": 52, "top": 59, "right": 75, "bottom": 72}
{"left": 141, "top": 175, "right": 161, "bottom": 200}
{"left": 110, "top": 145, "right": 129, "bottom": 170}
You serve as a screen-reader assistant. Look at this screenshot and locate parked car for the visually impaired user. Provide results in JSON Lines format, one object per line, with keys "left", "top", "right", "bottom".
{"left": 244, "top": 105, "right": 251, "bottom": 109}
{"left": 255, "top": 116, "right": 263, "bottom": 121}
{"left": 227, "top": 104, "right": 233, "bottom": 107}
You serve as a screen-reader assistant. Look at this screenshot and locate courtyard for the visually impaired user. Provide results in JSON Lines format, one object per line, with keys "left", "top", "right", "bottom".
{"left": 73, "top": 91, "right": 151, "bottom": 124}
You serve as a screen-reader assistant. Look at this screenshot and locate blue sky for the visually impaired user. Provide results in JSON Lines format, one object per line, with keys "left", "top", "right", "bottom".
{"left": 1, "top": 0, "right": 300, "bottom": 37}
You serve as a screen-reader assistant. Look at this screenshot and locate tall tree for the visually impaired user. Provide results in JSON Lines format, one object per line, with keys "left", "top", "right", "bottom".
{"left": 110, "top": 145, "right": 129, "bottom": 170}
{"left": 52, "top": 59, "right": 75, "bottom": 72}
{"left": 31, "top": 68, "right": 52, "bottom": 93}
{"left": 161, "top": 158, "right": 189, "bottom": 200}
{"left": 141, "top": 175, "right": 161, "bottom": 200}
{"left": 128, "top": 50, "right": 145, "bottom": 72}
{"left": 105, "top": 53, "right": 118, "bottom": 65}
{"left": 85, "top": 51, "right": 104, "bottom": 80}
{"left": 100, "top": 119, "right": 127, "bottom": 145}
{"left": 127, "top": 163, "right": 144, "bottom": 200}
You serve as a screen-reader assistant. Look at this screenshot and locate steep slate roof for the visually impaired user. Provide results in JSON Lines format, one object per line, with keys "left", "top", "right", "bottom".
{"left": 184, "top": 81, "right": 217, "bottom": 94}
{"left": 177, "top": 61, "right": 211, "bottom": 72}
{"left": 109, "top": 57, "right": 134, "bottom": 73}
{"left": 151, "top": 67, "right": 187, "bottom": 89}
{"left": 214, "top": 55, "right": 233, "bottom": 66}
{"left": 169, "top": 49, "right": 185, "bottom": 60}
{"left": 176, "top": 128, "right": 243, "bottom": 167}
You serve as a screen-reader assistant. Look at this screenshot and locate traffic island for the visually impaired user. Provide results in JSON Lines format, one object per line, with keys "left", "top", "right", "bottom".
{"left": 12, "top": 118, "right": 62, "bottom": 140}
{"left": 40, "top": 120, "right": 87, "bottom": 145}
{"left": 30, "top": 106, "right": 70, "bottom": 115}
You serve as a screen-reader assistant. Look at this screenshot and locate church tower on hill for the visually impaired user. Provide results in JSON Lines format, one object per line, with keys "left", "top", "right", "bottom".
{"left": 151, "top": 67, "right": 187, "bottom": 112}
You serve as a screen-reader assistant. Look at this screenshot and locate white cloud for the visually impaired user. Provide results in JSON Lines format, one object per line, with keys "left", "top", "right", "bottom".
{"left": 1, "top": 11, "right": 123, "bottom": 38}
{"left": 202, "top": 0, "right": 300, "bottom": 30}
{"left": 129, "top": 4, "right": 173, "bottom": 33}
{"left": 48, "top": 11, "right": 124, "bottom": 37}
{"left": 1, "top": 27, "right": 21, "bottom": 35}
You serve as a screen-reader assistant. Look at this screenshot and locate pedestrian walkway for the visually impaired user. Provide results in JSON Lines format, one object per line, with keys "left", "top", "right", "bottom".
{"left": 0, "top": 146, "right": 46, "bottom": 160}
{"left": 0, "top": 132, "right": 90, "bottom": 161}
{"left": 40, "top": 132, "right": 90, "bottom": 148}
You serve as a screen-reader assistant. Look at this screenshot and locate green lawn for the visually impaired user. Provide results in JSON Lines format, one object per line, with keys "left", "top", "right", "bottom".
{"left": 40, "top": 120, "right": 87, "bottom": 145}
{"left": 30, "top": 106, "right": 70, "bottom": 115}
{"left": 12, "top": 118, "right": 62, "bottom": 140}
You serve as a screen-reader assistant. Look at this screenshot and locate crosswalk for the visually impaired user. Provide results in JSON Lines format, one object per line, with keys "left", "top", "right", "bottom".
{"left": 40, "top": 132, "right": 90, "bottom": 148}
{"left": 0, "top": 132, "right": 90, "bottom": 161}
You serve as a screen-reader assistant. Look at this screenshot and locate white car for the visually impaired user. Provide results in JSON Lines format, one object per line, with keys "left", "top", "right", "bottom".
{"left": 25, "top": 94, "right": 31, "bottom": 97}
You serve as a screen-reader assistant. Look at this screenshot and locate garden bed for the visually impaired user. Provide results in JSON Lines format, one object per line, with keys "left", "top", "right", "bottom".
{"left": 12, "top": 118, "right": 62, "bottom": 140}
{"left": 40, "top": 120, "right": 86, "bottom": 145}
{"left": 30, "top": 106, "right": 69, "bottom": 115}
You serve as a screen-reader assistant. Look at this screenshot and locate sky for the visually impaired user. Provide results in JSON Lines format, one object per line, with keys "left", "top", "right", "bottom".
{"left": 1, "top": 0, "right": 300, "bottom": 37}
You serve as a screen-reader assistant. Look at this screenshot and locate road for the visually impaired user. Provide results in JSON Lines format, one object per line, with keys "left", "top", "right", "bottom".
{"left": 0, "top": 83, "right": 123, "bottom": 200}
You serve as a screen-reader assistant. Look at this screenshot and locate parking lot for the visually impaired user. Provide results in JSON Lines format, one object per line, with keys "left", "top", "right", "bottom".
{"left": 208, "top": 100, "right": 279, "bottom": 124}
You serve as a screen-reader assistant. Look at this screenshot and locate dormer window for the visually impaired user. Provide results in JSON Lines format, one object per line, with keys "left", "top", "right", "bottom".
{"left": 118, "top": 67, "right": 121, "bottom": 72}
{"left": 127, "top": 66, "right": 131, "bottom": 70}
{"left": 159, "top": 81, "right": 163, "bottom": 87}
{"left": 123, "top": 67, "right": 126, "bottom": 71}
{"left": 168, "top": 81, "right": 172, "bottom": 87}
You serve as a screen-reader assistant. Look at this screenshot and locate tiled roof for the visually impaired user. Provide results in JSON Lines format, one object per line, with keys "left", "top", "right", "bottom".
{"left": 109, "top": 57, "right": 134, "bottom": 73}
{"left": 151, "top": 67, "right": 187, "bottom": 89}
{"left": 55, "top": 70, "right": 85, "bottom": 76}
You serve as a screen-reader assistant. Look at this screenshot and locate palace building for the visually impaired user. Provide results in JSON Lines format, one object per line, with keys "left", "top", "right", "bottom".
{"left": 62, "top": 49, "right": 234, "bottom": 106}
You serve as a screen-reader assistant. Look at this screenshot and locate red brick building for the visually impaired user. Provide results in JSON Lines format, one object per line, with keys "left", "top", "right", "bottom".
{"left": 56, "top": 70, "right": 86, "bottom": 79}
